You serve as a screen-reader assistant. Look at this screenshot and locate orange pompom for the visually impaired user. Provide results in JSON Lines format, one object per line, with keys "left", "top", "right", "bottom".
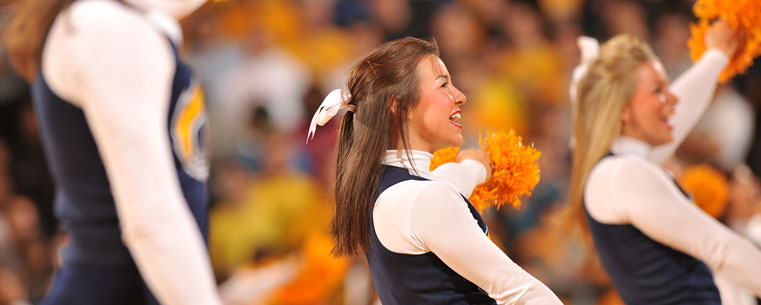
{"left": 678, "top": 164, "right": 730, "bottom": 218}
{"left": 430, "top": 146, "right": 460, "bottom": 171}
{"left": 431, "top": 130, "right": 541, "bottom": 213}
{"left": 688, "top": 0, "right": 761, "bottom": 83}
{"left": 271, "top": 234, "right": 349, "bottom": 304}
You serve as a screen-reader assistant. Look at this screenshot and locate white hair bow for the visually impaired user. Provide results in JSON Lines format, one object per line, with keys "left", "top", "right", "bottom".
{"left": 569, "top": 36, "right": 600, "bottom": 148}
{"left": 306, "top": 88, "right": 352, "bottom": 143}
{"left": 569, "top": 36, "right": 600, "bottom": 104}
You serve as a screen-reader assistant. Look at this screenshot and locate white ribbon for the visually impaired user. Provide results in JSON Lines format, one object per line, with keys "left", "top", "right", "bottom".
{"left": 569, "top": 36, "right": 600, "bottom": 104}
{"left": 569, "top": 36, "right": 600, "bottom": 148}
{"left": 306, "top": 88, "right": 352, "bottom": 143}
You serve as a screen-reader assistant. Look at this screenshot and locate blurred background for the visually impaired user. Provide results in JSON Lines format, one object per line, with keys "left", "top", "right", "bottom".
{"left": 1, "top": 0, "right": 761, "bottom": 304}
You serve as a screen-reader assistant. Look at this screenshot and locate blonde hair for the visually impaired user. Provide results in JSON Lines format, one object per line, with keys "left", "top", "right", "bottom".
{"left": 567, "top": 34, "right": 658, "bottom": 236}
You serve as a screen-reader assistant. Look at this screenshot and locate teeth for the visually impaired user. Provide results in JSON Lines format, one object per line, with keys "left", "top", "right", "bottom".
{"left": 450, "top": 113, "right": 461, "bottom": 121}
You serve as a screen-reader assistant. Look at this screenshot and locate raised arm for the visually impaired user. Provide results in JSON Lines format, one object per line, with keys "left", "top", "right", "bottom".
{"left": 650, "top": 21, "right": 739, "bottom": 164}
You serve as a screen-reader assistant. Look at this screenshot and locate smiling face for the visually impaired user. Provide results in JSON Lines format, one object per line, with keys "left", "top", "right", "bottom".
{"left": 620, "top": 61, "right": 679, "bottom": 147}
{"left": 405, "top": 55, "right": 467, "bottom": 153}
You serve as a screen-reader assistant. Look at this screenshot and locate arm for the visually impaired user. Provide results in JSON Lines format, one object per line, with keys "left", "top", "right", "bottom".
{"left": 649, "top": 49, "right": 728, "bottom": 164}
{"left": 409, "top": 183, "right": 561, "bottom": 305}
{"left": 431, "top": 148, "right": 491, "bottom": 197}
{"left": 430, "top": 159, "right": 487, "bottom": 197}
{"left": 44, "top": 3, "right": 221, "bottom": 304}
{"left": 651, "top": 20, "right": 739, "bottom": 164}
{"left": 608, "top": 159, "right": 761, "bottom": 296}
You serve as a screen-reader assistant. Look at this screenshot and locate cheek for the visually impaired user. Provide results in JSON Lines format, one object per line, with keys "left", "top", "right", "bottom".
{"left": 421, "top": 97, "right": 448, "bottom": 119}
{"left": 637, "top": 99, "right": 662, "bottom": 121}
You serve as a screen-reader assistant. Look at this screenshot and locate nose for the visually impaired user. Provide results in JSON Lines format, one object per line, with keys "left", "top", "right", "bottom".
{"left": 453, "top": 85, "right": 466, "bottom": 106}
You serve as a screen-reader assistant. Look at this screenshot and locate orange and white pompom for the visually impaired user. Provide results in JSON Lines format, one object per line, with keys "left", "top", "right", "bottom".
{"left": 688, "top": 0, "right": 761, "bottom": 83}
{"left": 431, "top": 129, "right": 541, "bottom": 213}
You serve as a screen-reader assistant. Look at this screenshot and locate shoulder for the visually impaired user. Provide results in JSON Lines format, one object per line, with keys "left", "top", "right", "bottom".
{"left": 53, "top": 0, "right": 169, "bottom": 56}
{"left": 585, "top": 155, "right": 669, "bottom": 223}
{"left": 377, "top": 178, "right": 463, "bottom": 210}
{"left": 588, "top": 154, "right": 662, "bottom": 185}
{"left": 45, "top": 0, "right": 174, "bottom": 101}
{"left": 49, "top": 0, "right": 171, "bottom": 59}
{"left": 63, "top": 0, "right": 147, "bottom": 32}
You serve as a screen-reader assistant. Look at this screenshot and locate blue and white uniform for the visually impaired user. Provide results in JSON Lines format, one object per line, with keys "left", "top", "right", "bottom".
{"left": 584, "top": 49, "right": 761, "bottom": 304}
{"left": 371, "top": 150, "right": 561, "bottom": 305}
{"left": 32, "top": 0, "right": 221, "bottom": 304}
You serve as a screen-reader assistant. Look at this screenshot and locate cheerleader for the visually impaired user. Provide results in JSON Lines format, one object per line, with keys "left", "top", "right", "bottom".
{"left": 568, "top": 21, "right": 761, "bottom": 304}
{"left": 309, "top": 37, "right": 561, "bottom": 305}
{"left": 3, "top": 0, "right": 221, "bottom": 304}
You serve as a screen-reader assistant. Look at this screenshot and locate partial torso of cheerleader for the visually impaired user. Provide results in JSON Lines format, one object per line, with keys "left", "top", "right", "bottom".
{"left": 584, "top": 136, "right": 761, "bottom": 304}
{"left": 368, "top": 150, "right": 562, "bottom": 305}
{"left": 585, "top": 137, "right": 721, "bottom": 305}
{"left": 35, "top": 0, "right": 209, "bottom": 267}
{"left": 33, "top": 0, "right": 220, "bottom": 304}
{"left": 581, "top": 44, "right": 761, "bottom": 304}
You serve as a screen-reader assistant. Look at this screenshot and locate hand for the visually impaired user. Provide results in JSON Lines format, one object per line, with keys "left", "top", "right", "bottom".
{"left": 731, "top": 164, "right": 761, "bottom": 217}
{"left": 456, "top": 148, "right": 493, "bottom": 179}
{"left": 705, "top": 20, "right": 744, "bottom": 58}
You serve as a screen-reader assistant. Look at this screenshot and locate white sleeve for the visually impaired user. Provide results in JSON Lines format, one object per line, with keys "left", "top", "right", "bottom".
{"left": 43, "top": 2, "right": 221, "bottom": 305}
{"left": 714, "top": 271, "right": 757, "bottom": 305}
{"left": 597, "top": 158, "right": 761, "bottom": 296}
{"left": 409, "top": 183, "right": 562, "bottom": 305}
{"left": 650, "top": 49, "right": 729, "bottom": 164}
{"left": 430, "top": 159, "right": 487, "bottom": 198}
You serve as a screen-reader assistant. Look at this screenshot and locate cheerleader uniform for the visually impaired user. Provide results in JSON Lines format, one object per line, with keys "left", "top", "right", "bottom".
{"left": 32, "top": 0, "right": 220, "bottom": 304}
{"left": 584, "top": 49, "right": 761, "bottom": 304}
{"left": 369, "top": 150, "right": 562, "bottom": 305}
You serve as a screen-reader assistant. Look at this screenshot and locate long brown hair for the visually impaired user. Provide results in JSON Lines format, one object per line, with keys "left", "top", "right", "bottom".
{"left": 332, "top": 37, "right": 439, "bottom": 256}
{"left": 2, "top": 0, "right": 74, "bottom": 81}
{"left": 567, "top": 34, "right": 658, "bottom": 236}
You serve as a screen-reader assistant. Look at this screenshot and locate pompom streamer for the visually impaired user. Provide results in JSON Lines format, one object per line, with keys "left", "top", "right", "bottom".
{"left": 431, "top": 130, "right": 541, "bottom": 213}
{"left": 678, "top": 164, "right": 730, "bottom": 219}
{"left": 688, "top": 0, "right": 761, "bottom": 83}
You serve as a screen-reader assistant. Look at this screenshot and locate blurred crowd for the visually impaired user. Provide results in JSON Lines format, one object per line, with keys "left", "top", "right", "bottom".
{"left": 2, "top": 0, "right": 761, "bottom": 304}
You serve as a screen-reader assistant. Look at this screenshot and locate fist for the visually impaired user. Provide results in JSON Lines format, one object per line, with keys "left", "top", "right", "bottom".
{"left": 705, "top": 20, "right": 744, "bottom": 58}
{"left": 456, "top": 148, "right": 493, "bottom": 179}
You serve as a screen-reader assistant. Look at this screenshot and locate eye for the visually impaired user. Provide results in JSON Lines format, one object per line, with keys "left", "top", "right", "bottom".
{"left": 653, "top": 87, "right": 667, "bottom": 102}
{"left": 441, "top": 81, "right": 449, "bottom": 88}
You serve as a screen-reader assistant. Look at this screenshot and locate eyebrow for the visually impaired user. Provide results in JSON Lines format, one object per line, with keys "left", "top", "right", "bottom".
{"left": 436, "top": 75, "right": 449, "bottom": 82}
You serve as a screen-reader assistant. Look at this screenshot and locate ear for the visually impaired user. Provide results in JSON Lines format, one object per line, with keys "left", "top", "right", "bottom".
{"left": 620, "top": 103, "right": 632, "bottom": 125}
{"left": 388, "top": 95, "right": 400, "bottom": 117}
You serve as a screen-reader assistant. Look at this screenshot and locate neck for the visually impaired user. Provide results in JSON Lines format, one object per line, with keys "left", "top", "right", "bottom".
{"left": 383, "top": 149, "right": 434, "bottom": 174}
{"left": 397, "top": 138, "right": 435, "bottom": 155}
{"left": 611, "top": 136, "right": 653, "bottom": 158}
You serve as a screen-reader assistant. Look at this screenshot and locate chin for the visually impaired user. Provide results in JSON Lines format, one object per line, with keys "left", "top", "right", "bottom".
{"left": 652, "top": 136, "right": 673, "bottom": 147}
{"left": 449, "top": 137, "right": 464, "bottom": 148}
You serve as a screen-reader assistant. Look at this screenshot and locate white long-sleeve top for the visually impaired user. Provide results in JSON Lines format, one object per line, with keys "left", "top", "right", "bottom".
{"left": 584, "top": 49, "right": 761, "bottom": 297}
{"left": 375, "top": 150, "right": 562, "bottom": 305}
{"left": 41, "top": 1, "right": 221, "bottom": 304}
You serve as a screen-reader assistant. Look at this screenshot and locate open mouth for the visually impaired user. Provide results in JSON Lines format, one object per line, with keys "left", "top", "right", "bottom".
{"left": 449, "top": 110, "right": 462, "bottom": 128}
{"left": 661, "top": 112, "right": 673, "bottom": 130}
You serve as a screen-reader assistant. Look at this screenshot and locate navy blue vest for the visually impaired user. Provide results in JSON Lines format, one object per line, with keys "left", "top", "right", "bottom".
{"left": 31, "top": 40, "right": 209, "bottom": 267}
{"left": 366, "top": 165, "right": 496, "bottom": 305}
{"left": 585, "top": 155, "right": 720, "bottom": 305}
